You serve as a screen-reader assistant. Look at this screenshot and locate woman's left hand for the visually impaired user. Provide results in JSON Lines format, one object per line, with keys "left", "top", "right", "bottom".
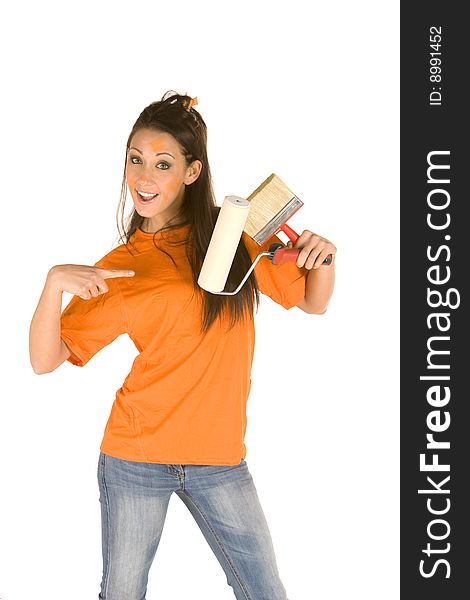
{"left": 286, "top": 230, "right": 337, "bottom": 270}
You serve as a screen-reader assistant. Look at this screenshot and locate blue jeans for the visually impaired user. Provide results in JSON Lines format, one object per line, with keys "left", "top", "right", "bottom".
{"left": 97, "top": 452, "right": 289, "bottom": 600}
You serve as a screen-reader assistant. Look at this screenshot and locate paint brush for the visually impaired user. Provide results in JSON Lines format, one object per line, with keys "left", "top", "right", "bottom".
{"left": 243, "top": 173, "right": 332, "bottom": 265}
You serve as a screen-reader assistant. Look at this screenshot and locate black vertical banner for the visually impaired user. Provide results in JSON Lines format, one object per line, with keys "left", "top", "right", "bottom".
{"left": 401, "top": 3, "right": 468, "bottom": 598}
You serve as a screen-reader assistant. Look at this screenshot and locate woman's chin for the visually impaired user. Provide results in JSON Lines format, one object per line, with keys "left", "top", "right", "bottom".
{"left": 134, "top": 203, "right": 154, "bottom": 216}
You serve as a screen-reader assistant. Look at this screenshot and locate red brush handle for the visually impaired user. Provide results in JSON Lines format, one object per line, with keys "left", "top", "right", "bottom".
{"left": 280, "top": 222, "right": 300, "bottom": 242}
{"left": 279, "top": 223, "right": 332, "bottom": 265}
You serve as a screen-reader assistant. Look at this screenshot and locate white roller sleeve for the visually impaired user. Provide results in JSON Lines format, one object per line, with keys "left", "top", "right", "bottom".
{"left": 197, "top": 195, "right": 250, "bottom": 293}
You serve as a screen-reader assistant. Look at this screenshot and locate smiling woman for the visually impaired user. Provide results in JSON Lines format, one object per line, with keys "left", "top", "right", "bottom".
{"left": 126, "top": 129, "right": 203, "bottom": 231}
{"left": 30, "top": 90, "right": 315, "bottom": 600}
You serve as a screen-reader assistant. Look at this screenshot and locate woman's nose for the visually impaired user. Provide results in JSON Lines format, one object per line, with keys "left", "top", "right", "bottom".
{"left": 137, "top": 172, "right": 156, "bottom": 187}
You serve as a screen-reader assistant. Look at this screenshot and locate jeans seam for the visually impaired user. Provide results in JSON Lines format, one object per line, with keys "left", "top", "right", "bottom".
{"left": 100, "top": 453, "right": 111, "bottom": 599}
{"left": 179, "top": 488, "right": 251, "bottom": 600}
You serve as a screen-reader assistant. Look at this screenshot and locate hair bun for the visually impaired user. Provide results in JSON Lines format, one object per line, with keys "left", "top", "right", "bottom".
{"left": 161, "top": 90, "right": 197, "bottom": 112}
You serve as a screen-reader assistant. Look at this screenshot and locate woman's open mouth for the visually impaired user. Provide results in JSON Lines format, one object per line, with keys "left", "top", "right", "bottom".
{"left": 137, "top": 190, "right": 159, "bottom": 204}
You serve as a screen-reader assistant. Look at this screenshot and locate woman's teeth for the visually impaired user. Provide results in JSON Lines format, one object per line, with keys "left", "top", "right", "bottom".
{"left": 137, "top": 191, "right": 158, "bottom": 203}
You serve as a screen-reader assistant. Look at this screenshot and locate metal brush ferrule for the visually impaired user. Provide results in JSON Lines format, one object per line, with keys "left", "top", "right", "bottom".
{"left": 252, "top": 195, "right": 303, "bottom": 244}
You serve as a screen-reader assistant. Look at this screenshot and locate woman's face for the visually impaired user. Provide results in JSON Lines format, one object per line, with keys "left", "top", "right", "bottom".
{"left": 126, "top": 128, "right": 202, "bottom": 231}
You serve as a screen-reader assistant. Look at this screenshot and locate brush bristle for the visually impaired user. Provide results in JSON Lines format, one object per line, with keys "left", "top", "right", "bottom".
{"left": 244, "top": 173, "right": 302, "bottom": 241}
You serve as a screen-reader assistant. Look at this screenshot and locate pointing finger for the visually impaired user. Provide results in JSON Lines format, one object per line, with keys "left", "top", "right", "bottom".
{"left": 98, "top": 268, "right": 135, "bottom": 278}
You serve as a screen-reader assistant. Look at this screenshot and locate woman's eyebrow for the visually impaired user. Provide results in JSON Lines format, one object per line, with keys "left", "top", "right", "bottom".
{"left": 129, "top": 146, "right": 175, "bottom": 159}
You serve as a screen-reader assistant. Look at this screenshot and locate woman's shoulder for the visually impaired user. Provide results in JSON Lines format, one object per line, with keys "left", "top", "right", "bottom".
{"left": 93, "top": 242, "right": 135, "bottom": 269}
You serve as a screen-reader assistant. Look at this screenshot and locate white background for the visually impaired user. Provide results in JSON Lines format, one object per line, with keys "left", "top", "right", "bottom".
{"left": 0, "top": 1, "right": 399, "bottom": 598}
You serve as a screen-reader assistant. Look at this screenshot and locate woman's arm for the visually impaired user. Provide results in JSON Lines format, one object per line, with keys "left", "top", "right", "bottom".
{"left": 288, "top": 229, "right": 337, "bottom": 314}
{"left": 297, "top": 257, "right": 335, "bottom": 314}
{"left": 30, "top": 262, "right": 134, "bottom": 373}
{"left": 29, "top": 267, "right": 71, "bottom": 374}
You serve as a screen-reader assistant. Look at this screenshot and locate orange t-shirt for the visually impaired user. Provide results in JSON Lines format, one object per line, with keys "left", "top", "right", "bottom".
{"left": 60, "top": 224, "right": 308, "bottom": 465}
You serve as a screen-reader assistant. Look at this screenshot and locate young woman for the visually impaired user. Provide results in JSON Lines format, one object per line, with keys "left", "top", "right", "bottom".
{"left": 30, "top": 90, "right": 336, "bottom": 599}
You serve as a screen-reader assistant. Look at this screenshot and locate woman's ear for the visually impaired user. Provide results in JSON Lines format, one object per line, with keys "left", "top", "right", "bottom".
{"left": 185, "top": 160, "right": 203, "bottom": 185}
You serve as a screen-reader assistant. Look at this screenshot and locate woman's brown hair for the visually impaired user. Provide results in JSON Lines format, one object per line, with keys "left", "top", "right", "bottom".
{"left": 116, "top": 90, "right": 260, "bottom": 335}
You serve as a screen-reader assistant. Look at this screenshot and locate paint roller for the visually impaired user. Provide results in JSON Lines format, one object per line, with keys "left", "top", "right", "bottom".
{"left": 197, "top": 195, "right": 302, "bottom": 295}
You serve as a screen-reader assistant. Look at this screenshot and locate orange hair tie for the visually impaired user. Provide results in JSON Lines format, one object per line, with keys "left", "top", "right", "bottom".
{"left": 184, "top": 92, "right": 198, "bottom": 111}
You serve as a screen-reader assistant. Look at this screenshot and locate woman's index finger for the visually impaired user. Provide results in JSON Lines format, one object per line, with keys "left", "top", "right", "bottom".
{"left": 98, "top": 267, "right": 135, "bottom": 278}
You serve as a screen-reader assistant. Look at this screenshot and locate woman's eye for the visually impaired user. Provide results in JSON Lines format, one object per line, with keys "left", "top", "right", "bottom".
{"left": 128, "top": 156, "right": 170, "bottom": 170}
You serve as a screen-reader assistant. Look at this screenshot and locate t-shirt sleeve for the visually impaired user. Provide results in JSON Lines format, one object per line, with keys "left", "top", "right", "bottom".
{"left": 241, "top": 231, "right": 308, "bottom": 310}
{"left": 60, "top": 255, "right": 127, "bottom": 367}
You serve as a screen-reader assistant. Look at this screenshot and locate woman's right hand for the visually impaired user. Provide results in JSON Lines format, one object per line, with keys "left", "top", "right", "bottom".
{"left": 48, "top": 264, "right": 135, "bottom": 300}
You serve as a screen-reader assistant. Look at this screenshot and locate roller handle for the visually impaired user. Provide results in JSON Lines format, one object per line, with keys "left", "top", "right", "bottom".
{"left": 279, "top": 223, "right": 332, "bottom": 265}
{"left": 271, "top": 247, "right": 303, "bottom": 266}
